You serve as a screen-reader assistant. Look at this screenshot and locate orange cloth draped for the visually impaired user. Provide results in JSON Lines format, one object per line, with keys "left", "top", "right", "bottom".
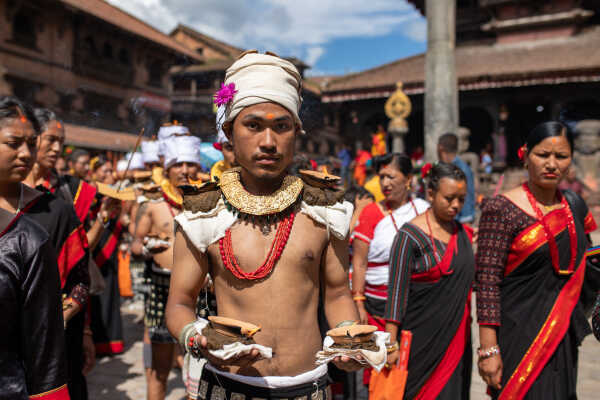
{"left": 117, "top": 250, "right": 133, "bottom": 297}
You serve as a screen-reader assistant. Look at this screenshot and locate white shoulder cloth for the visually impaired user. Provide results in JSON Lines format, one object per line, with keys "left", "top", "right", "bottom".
{"left": 174, "top": 198, "right": 354, "bottom": 254}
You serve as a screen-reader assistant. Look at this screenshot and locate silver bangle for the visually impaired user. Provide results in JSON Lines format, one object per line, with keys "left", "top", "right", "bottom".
{"left": 178, "top": 322, "right": 197, "bottom": 351}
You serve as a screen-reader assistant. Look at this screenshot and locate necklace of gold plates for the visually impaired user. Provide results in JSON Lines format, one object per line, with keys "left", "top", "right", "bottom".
{"left": 219, "top": 168, "right": 303, "bottom": 234}
{"left": 218, "top": 168, "right": 303, "bottom": 279}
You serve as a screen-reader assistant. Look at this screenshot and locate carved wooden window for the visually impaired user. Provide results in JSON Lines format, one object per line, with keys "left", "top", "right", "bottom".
{"left": 102, "top": 42, "right": 113, "bottom": 59}
{"left": 148, "top": 60, "right": 163, "bottom": 88}
{"left": 12, "top": 9, "right": 37, "bottom": 49}
{"left": 118, "top": 48, "right": 130, "bottom": 65}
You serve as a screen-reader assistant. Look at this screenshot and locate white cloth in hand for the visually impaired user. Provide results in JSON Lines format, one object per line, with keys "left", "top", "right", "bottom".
{"left": 315, "top": 331, "right": 390, "bottom": 372}
{"left": 193, "top": 319, "right": 273, "bottom": 361}
{"left": 145, "top": 237, "right": 170, "bottom": 249}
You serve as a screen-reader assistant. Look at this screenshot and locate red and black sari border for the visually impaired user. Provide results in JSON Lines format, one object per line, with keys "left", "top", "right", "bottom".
{"left": 29, "top": 383, "right": 70, "bottom": 400}
{"left": 499, "top": 257, "right": 586, "bottom": 399}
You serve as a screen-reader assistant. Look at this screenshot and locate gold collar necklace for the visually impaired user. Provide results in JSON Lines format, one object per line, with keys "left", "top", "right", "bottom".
{"left": 160, "top": 179, "right": 183, "bottom": 208}
{"left": 219, "top": 168, "right": 303, "bottom": 221}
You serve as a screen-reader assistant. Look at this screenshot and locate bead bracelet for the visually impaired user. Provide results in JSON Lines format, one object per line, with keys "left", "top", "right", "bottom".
{"left": 477, "top": 345, "right": 500, "bottom": 359}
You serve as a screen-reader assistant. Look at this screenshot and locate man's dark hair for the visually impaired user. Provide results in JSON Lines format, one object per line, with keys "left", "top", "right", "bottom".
{"left": 0, "top": 96, "right": 41, "bottom": 134}
{"left": 438, "top": 133, "right": 458, "bottom": 154}
{"left": 69, "top": 149, "right": 89, "bottom": 163}
{"left": 34, "top": 108, "right": 62, "bottom": 132}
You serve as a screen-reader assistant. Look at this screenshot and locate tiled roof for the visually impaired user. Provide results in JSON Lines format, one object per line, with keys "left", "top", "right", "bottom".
{"left": 170, "top": 24, "right": 244, "bottom": 58}
{"left": 65, "top": 123, "right": 142, "bottom": 151}
{"left": 322, "top": 27, "right": 600, "bottom": 101}
{"left": 61, "top": 0, "right": 202, "bottom": 62}
{"left": 170, "top": 59, "right": 234, "bottom": 74}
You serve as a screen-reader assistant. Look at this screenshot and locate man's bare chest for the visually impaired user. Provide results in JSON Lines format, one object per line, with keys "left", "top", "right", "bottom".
{"left": 207, "top": 214, "right": 327, "bottom": 279}
{"left": 150, "top": 202, "right": 178, "bottom": 238}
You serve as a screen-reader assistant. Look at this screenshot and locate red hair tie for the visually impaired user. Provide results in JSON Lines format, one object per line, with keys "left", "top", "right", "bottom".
{"left": 517, "top": 145, "right": 527, "bottom": 161}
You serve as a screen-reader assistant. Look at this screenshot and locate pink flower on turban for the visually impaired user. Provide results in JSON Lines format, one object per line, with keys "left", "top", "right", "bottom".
{"left": 213, "top": 83, "right": 238, "bottom": 106}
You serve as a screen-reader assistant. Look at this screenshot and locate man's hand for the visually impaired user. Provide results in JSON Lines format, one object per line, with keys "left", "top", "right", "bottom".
{"left": 190, "top": 334, "right": 260, "bottom": 369}
{"left": 478, "top": 354, "right": 503, "bottom": 390}
{"left": 82, "top": 333, "right": 96, "bottom": 376}
{"left": 332, "top": 355, "right": 364, "bottom": 372}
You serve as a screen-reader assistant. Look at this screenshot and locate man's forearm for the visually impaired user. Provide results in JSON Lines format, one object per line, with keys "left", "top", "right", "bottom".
{"left": 166, "top": 301, "right": 200, "bottom": 343}
{"left": 324, "top": 288, "right": 359, "bottom": 328}
{"left": 130, "top": 238, "right": 144, "bottom": 256}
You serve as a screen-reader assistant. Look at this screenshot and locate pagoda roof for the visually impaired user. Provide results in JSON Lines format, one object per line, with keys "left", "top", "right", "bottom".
{"left": 321, "top": 26, "right": 600, "bottom": 102}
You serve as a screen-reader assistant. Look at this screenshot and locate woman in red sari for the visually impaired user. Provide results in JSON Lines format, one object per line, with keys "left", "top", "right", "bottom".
{"left": 385, "top": 162, "right": 473, "bottom": 399}
{"left": 476, "top": 121, "right": 598, "bottom": 399}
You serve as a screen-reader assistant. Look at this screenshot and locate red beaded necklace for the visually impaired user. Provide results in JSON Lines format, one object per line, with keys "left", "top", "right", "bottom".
{"left": 425, "top": 209, "right": 442, "bottom": 264}
{"left": 388, "top": 199, "right": 419, "bottom": 232}
{"left": 219, "top": 212, "right": 296, "bottom": 280}
{"left": 522, "top": 182, "right": 577, "bottom": 274}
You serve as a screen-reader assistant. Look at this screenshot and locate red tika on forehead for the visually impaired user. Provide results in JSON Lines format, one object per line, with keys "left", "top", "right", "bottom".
{"left": 14, "top": 106, "right": 27, "bottom": 124}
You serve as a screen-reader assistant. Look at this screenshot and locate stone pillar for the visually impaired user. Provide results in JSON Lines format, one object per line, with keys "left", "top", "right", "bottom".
{"left": 391, "top": 131, "right": 406, "bottom": 153}
{"left": 424, "top": 0, "right": 458, "bottom": 162}
{"left": 574, "top": 119, "right": 600, "bottom": 193}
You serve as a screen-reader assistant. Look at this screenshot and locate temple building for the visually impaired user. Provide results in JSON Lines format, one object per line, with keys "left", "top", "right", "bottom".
{"left": 0, "top": 0, "right": 202, "bottom": 151}
{"left": 314, "top": 0, "right": 600, "bottom": 165}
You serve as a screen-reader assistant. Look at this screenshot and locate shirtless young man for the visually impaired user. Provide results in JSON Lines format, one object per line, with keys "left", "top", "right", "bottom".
{"left": 132, "top": 134, "right": 201, "bottom": 400}
{"left": 166, "top": 52, "right": 360, "bottom": 399}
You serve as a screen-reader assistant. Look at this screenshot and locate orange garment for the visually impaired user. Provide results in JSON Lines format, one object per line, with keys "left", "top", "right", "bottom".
{"left": 371, "top": 131, "right": 387, "bottom": 156}
{"left": 353, "top": 150, "right": 371, "bottom": 186}
{"left": 117, "top": 250, "right": 133, "bottom": 298}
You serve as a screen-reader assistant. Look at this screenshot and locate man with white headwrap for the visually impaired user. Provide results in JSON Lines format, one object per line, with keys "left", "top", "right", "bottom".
{"left": 142, "top": 140, "right": 161, "bottom": 168}
{"left": 131, "top": 135, "right": 201, "bottom": 400}
{"left": 210, "top": 105, "right": 237, "bottom": 181}
{"left": 167, "top": 51, "right": 361, "bottom": 400}
{"left": 157, "top": 122, "right": 190, "bottom": 159}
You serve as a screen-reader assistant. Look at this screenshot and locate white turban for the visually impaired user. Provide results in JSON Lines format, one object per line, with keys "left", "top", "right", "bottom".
{"left": 221, "top": 51, "right": 304, "bottom": 134}
{"left": 141, "top": 140, "right": 160, "bottom": 164}
{"left": 116, "top": 159, "right": 128, "bottom": 172}
{"left": 163, "top": 135, "right": 202, "bottom": 169}
{"left": 126, "top": 152, "right": 145, "bottom": 170}
{"left": 158, "top": 124, "right": 190, "bottom": 156}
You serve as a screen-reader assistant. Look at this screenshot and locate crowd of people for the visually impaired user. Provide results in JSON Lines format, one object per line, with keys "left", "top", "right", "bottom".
{"left": 2, "top": 50, "right": 600, "bottom": 400}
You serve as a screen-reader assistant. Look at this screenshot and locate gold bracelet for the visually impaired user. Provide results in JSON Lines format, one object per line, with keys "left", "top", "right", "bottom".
{"left": 353, "top": 296, "right": 367, "bottom": 302}
{"left": 386, "top": 341, "right": 399, "bottom": 353}
{"left": 62, "top": 298, "right": 74, "bottom": 311}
